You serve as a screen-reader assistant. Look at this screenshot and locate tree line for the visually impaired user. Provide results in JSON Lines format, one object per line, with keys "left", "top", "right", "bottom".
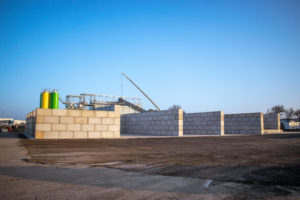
{"left": 267, "top": 105, "right": 300, "bottom": 122}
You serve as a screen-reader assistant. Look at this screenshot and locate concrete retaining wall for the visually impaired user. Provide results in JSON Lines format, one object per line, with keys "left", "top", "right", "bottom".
{"left": 25, "top": 106, "right": 121, "bottom": 139}
{"left": 184, "top": 111, "right": 224, "bottom": 135}
{"left": 224, "top": 113, "right": 264, "bottom": 134}
{"left": 121, "top": 109, "right": 183, "bottom": 136}
{"left": 263, "top": 113, "right": 280, "bottom": 130}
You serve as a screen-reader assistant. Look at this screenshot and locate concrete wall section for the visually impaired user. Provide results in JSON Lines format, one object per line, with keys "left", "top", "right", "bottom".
{"left": 184, "top": 111, "right": 224, "bottom": 135}
{"left": 263, "top": 113, "right": 280, "bottom": 130}
{"left": 25, "top": 106, "right": 121, "bottom": 139}
{"left": 121, "top": 109, "right": 183, "bottom": 136}
{"left": 224, "top": 113, "right": 264, "bottom": 135}
{"left": 25, "top": 110, "right": 36, "bottom": 137}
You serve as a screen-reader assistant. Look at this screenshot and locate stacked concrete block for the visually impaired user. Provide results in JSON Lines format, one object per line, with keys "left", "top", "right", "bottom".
{"left": 184, "top": 111, "right": 224, "bottom": 135}
{"left": 224, "top": 113, "right": 264, "bottom": 135}
{"left": 25, "top": 105, "right": 121, "bottom": 139}
{"left": 25, "top": 110, "right": 36, "bottom": 137}
{"left": 121, "top": 109, "right": 183, "bottom": 136}
{"left": 263, "top": 113, "right": 280, "bottom": 130}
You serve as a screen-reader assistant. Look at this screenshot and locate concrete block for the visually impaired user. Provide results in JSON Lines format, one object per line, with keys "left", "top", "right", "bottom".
{"left": 44, "top": 131, "right": 59, "bottom": 139}
{"left": 36, "top": 124, "right": 51, "bottom": 131}
{"left": 108, "top": 125, "right": 119, "bottom": 131}
{"left": 74, "top": 117, "right": 88, "bottom": 124}
{"left": 114, "top": 118, "right": 120, "bottom": 125}
{"left": 67, "top": 110, "right": 82, "bottom": 117}
{"left": 114, "top": 105, "right": 121, "bottom": 113}
{"left": 82, "top": 110, "right": 96, "bottom": 117}
{"left": 108, "top": 112, "right": 119, "bottom": 118}
{"left": 102, "top": 118, "right": 114, "bottom": 124}
{"left": 96, "top": 111, "right": 108, "bottom": 118}
{"left": 32, "top": 110, "right": 36, "bottom": 117}
{"left": 74, "top": 131, "right": 88, "bottom": 139}
{"left": 60, "top": 117, "right": 74, "bottom": 124}
{"left": 52, "top": 109, "right": 67, "bottom": 116}
{"left": 114, "top": 131, "right": 120, "bottom": 138}
{"left": 35, "top": 131, "right": 44, "bottom": 139}
{"left": 82, "top": 124, "right": 95, "bottom": 131}
{"left": 95, "top": 124, "right": 108, "bottom": 131}
{"left": 88, "top": 117, "right": 102, "bottom": 124}
{"left": 36, "top": 108, "right": 52, "bottom": 116}
{"left": 88, "top": 132, "right": 101, "bottom": 138}
{"left": 44, "top": 116, "right": 59, "bottom": 124}
{"left": 36, "top": 116, "right": 44, "bottom": 124}
{"left": 58, "top": 131, "right": 73, "bottom": 139}
{"left": 52, "top": 124, "right": 67, "bottom": 131}
{"left": 67, "top": 124, "right": 81, "bottom": 131}
{"left": 102, "top": 131, "right": 114, "bottom": 138}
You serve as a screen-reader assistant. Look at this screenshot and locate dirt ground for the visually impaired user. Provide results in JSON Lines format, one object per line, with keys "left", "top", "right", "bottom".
{"left": 1, "top": 133, "right": 300, "bottom": 199}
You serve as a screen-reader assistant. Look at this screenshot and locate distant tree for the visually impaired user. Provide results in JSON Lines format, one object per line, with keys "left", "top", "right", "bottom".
{"left": 267, "top": 105, "right": 285, "bottom": 114}
{"left": 285, "top": 108, "right": 295, "bottom": 122}
{"left": 294, "top": 109, "right": 300, "bottom": 121}
{"left": 168, "top": 105, "right": 181, "bottom": 110}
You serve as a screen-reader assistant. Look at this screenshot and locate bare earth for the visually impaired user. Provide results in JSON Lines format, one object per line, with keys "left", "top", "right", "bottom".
{"left": 0, "top": 133, "right": 299, "bottom": 199}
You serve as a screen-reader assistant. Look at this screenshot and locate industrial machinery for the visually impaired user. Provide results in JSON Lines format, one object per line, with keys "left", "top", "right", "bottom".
{"left": 52, "top": 73, "right": 160, "bottom": 113}
{"left": 59, "top": 93, "right": 145, "bottom": 113}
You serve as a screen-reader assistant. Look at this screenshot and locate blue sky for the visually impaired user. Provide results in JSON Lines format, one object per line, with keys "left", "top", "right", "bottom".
{"left": 0, "top": 0, "right": 299, "bottom": 119}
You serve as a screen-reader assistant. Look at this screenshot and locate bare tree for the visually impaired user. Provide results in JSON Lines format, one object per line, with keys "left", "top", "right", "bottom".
{"left": 285, "top": 108, "right": 295, "bottom": 122}
{"left": 168, "top": 105, "right": 181, "bottom": 110}
{"left": 295, "top": 109, "right": 300, "bottom": 121}
{"left": 267, "top": 105, "right": 285, "bottom": 114}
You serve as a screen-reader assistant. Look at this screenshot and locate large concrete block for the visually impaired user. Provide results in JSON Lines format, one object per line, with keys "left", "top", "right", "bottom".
{"left": 67, "top": 110, "right": 82, "bottom": 117}
{"left": 52, "top": 124, "right": 67, "bottom": 131}
{"left": 82, "top": 124, "right": 95, "bottom": 131}
{"left": 88, "top": 117, "right": 102, "bottom": 124}
{"left": 82, "top": 110, "right": 96, "bottom": 117}
{"left": 44, "top": 116, "right": 59, "bottom": 124}
{"left": 58, "top": 131, "right": 73, "bottom": 139}
{"left": 36, "top": 124, "right": 51, "bottom": 131}
{"left": 114, "top": 118, "right": 120, "bottom": 125}
{"left": 67, "top": 124, "right": 81, "bottom": 131}
{"left": 102, "top": 131, "right": 114, "bottom": 138}
{"left": 36, "top": 109, "right": 52, "bottom": 116}
{"left": 102, "top": 118, "right": 114, "bottom": 124}
{"left": 36, "top": 116, "right": 44, "bottom": 124}
{"left": 96, "top": 111, "right": 108, "bottom": 118}
{"left": 74, "top": 131, "right": 88, "bottom": 139}
{"left": 114, "top": 131, "right": 120, "bottom": 138}
{"left": 52, "top": 109, "right": 67, "bottom": 116}
{"left": 108, "top": 112, "right": 119, "bottom": 118}
{"left": 88, "top": 132, "right": 101, "bottom": 138}
{"left": 74, "top": 117, "right": 88, "bottom": 124}
{"left": 44, "top": 131, "right": 59, "bottom": 139}
{"left": 108, "top": 125, "right": 119, "bottom": 131}
{"left": 35, "top": 131, "right": 44, "bottom": 139}
{"left": 95, "top": 124, "right": 108, "bottom": 131}
{"left": 114, "top": 105, "right": 121, "bottom": 113}
{"left": 60, "top": 116, "right": 74, "bottom": 124}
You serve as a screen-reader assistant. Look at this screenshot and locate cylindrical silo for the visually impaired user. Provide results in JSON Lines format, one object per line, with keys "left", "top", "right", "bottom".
{"left": 41, "top": 89, "right": 50, "bottom": 109}
{"left": 50, "top": 90, "right": 59, "bottom": 109}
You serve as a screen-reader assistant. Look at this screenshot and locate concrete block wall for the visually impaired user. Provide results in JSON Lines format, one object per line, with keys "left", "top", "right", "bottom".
{"left": 121, "top": 109, "right": 183, "bottom": 136}
{"left": 263, "top": 113, "right": 280, "bottom": 130}
{"left": 25, "top": 106, "right": 121, "bottom": 139}
{"left": 25, "top": 110, "right": 36, "bottom": 137}
{"left": 224, "top": 113, "right": 264, "bottom": 134}
{"left": 184, "top": 111, "right": 224, "bottom": 135}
